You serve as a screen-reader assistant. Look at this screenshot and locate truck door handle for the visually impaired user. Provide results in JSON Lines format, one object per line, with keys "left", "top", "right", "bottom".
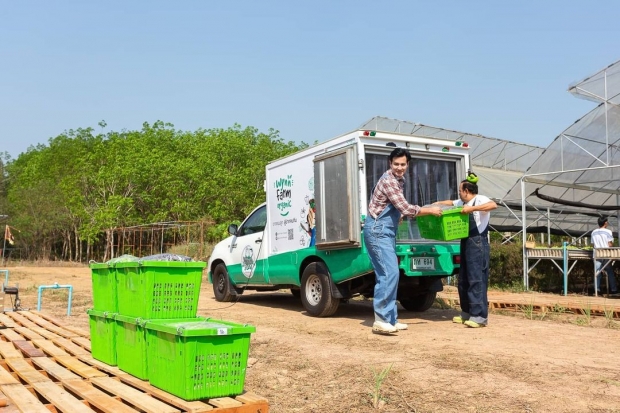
{"left": 229, "top": 244, "right": 237, "bottom": 249}
{"left": 255, "top": 238, "right": 262, "bottom": 243}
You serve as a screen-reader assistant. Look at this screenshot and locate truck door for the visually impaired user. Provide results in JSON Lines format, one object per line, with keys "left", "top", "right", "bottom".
{"left": 313, "top": 144, "right": 362, "bottom": 250}
{"left": 227, "top": 205, "right": 269, "bottom": 285}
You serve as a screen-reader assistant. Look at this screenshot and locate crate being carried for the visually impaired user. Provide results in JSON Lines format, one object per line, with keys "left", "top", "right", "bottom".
{"left": 115, "top": 260, "right": 206, "bottom": 319}
{"left": 145, "top": 318, "right": 256, "bottom": 400}
{"left": 417, "top": 207, "right": 469, "bottom": 241}
{"left": 87, "top": 309, "right": 117, "bottom": 365}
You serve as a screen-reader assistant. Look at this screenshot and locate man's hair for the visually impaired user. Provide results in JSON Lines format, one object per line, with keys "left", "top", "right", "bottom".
{"left": 598, "top": 216, "right": 608, "bottom": 227}
{"left": 460, "top": 180, "right": 479, "bottom": 195}
{"left": 388, "top": 148, "right": 411, "bottom": 163}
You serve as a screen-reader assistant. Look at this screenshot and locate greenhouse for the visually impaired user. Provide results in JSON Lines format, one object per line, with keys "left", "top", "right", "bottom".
{"left": 359, "top": 58, "right": 620, "bottom": 293}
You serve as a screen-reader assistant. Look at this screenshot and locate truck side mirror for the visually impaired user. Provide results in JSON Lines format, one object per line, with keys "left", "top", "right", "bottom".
{"left": 228, "top": 224, "right": 238, "bottom": 236}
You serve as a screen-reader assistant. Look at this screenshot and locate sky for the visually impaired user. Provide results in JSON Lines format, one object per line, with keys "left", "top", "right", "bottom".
{"left": 1, "top": 1, "right": 619, "bottom": 160}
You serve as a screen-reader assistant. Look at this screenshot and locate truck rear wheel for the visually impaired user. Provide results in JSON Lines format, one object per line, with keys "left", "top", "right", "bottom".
{"left": 300, "top": 262, "right": 339, "bottom": 317}
{"left": 399, "top": 291, "right": 437, "bottom": 312}
{"left": 213, "top": 263, "right": 236, "bottom": 302}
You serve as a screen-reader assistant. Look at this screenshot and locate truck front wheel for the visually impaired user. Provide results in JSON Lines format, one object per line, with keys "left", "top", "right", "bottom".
{"left": 399, "top": 291, "right": 437, "bottom": 312}
{"left": 300, "top": 262, "right": 339, "bottom": 317}
{"left": 213, "top": 263, "right": 236, "bottom": 302}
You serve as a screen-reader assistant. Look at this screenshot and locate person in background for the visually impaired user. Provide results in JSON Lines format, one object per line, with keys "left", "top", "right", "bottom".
{"left": 591, "top": 216, "right": 617, "bottom": 295}
{"left": 435, "top": 172, "right": 497, "bottom": 328}
{"left": 364, "top": 147, "right": 443, "bottom": 335}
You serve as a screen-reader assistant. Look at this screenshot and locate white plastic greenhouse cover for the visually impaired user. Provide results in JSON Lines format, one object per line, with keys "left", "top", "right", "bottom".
{"left": 502, "top": 59, "right": 620, "bottom": 237}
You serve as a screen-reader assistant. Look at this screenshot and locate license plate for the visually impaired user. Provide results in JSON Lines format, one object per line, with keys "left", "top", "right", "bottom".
{"left": 411, "top": 257, "right": 435, "bottom": 270}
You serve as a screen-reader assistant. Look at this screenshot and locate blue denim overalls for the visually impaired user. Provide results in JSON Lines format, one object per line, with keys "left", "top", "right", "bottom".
{"left": 364, "top": 173, "right": 402, "bottom": 325}
{"left": 458, "top": 198, "right": 490, "bottom": 325}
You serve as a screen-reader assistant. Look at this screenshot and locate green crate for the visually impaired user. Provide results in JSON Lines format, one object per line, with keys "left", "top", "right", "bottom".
{"left": 90, "top": 263, "right": 118, "bottom": 312}
{"left": 145, "top": 318, "right": 256, "bottom": 400}
{"left": 87, "top": 309, "right": 117, "bottom": 366}
{"left": 417, "top": 207, "right": 469, "bottom": 241}
{"left": 114, "top": 313, "right": 149, "bottom": 379}
{"left": 115, "top": 261, "right": 206, "bottom": 319}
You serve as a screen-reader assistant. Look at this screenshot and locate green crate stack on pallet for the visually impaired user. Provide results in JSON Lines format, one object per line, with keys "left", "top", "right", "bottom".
{"left": 88, "top": 258, "right": 256, "bottom": 400}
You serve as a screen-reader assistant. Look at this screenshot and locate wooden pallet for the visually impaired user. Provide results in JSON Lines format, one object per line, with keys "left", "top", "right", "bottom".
{"left": 438, "top": 289, "right": 620, "bottom": 318}
{"left": 0, "top": 311, "right": 269, "bottom": 413}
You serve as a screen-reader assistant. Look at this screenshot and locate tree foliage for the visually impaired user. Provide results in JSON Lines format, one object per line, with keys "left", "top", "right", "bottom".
{"left": 1, "top": 122, "right": 305, "bottom": 261}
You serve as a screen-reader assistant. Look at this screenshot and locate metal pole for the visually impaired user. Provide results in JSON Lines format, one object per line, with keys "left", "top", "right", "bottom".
{"left": 1, "top": 225, "right": 6, "bottom": 267}
{"left": 547, "top": 207, "right": 551, "bottom": 246}
{"left": 563, "top": 241, "right": 568, "bottom": 296}
{"left": 521, "top": 178, "right": 528, "bottom": 290}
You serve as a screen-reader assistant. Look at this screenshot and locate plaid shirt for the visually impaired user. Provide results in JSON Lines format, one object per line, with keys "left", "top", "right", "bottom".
{"left": 368, "top": 170, "right": 421, "bottom": 219}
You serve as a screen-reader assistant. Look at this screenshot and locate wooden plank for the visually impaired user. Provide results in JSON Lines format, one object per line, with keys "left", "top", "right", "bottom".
{"left": 54, "top": 355, "right": 108, "bottom": 379}
{"left": 13, "top": 327, "right": 45, "bottom": 341}
{"left": 29, "top": 326, "right": 61, "bottom": 340}
{"left": 0, "top": 383, "right": 50, "bottom": 413}
{"left": 52, "top": 337, "right": 90, "bottom": 356}
{"left": 0, "top": 328, "right": 25, "bottom": 342}
{"left": 118, "top": 375, "right": 214, "bottom": 412}
{"left": 31, "top": 380, "right": 96, "bottom": 413}
{"left": 71, "top": 337, "right": 92, "bottom": 352}
{"left": 77, "top": 354, "right": 126, "bottom": 377}
{"left": 13, "top": 340, "right": 46, "bottom": 358}
{"left": 0, "top": 341, "right": 23, "bottom": 359}
{"left": 209, "top": 398, "right": 243, "bottom": 409}
{"left": 32, "top": 339, "right": 69, "bottom": 357}
{"left": 5, "top": 358, "right": 50, "bottom": 384}
{"left": 91, "top": 376, "right": 181, "bottom": 413}
{"left": 32, "top": 311, "right": 90, "bottom": 337}
{"left": 0, "top": 314, "right": 17, "bottom": 328}
{"left": 0, "top": 364, "right": 19, "bottom": 385}
{"left": 5, "top": 312, "right": 36, "bottom": 328}
{"left": 17, "top": 312, "right": 77, "bottom": 338}
{"left": 31, "top": 357, "right": 81, "bottom": 382}
{"left": 63, "top": 380, "right": 144, "bottom": 413}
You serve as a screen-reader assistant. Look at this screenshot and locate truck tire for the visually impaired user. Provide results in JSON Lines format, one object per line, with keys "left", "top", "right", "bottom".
{"left": 212, "top": 263, "right": 236, "bottom": 302}
{"left": 300, "top": 262, "right": 339, "bottom": 317}
{"left": 399, "top": 291, "right": 437, "bottom": 312}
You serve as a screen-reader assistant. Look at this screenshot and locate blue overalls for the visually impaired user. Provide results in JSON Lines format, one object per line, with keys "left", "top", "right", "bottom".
{"left": 458, "top": 200, "right": 490, "bottom": 325}
{"left": 364, "top": 174, "right": 402, "bottom": 325}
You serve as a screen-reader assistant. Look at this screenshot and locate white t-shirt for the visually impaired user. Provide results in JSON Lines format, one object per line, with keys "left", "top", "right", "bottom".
{"left": 591, "top": 227, "right": 613, "bottom": 249}
{"left": 452, "top": 194, "right": 492, "bottom": 234}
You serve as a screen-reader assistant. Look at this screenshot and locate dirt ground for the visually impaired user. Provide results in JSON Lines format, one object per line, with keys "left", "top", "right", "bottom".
{"left": 4, "top": 265, "right": 620, "bottom": 413}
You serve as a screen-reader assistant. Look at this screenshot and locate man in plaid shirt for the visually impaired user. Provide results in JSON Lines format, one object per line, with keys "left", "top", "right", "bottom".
{"left": 364, "top": 147, "right": 442, "bottom": 334}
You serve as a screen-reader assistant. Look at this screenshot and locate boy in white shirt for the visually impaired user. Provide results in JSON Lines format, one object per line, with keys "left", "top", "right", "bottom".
{"left": 591, "top": 216, "right": 617, "bottom": 295}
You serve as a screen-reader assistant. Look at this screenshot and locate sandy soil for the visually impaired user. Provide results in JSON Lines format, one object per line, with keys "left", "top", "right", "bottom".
{"left": 4, "top": 265, "right": 620, "bottom": 413}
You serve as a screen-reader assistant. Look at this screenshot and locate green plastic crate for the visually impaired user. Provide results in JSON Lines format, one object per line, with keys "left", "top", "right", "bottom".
{"left": 145, "top": 318, "right": 256, "bottom": 400}
{"left": 115, "top": 261, "right": 206, "bottom": 319}
{"left": 114, "top": 313, "right": 149, "bottom": 379}
{"left": 90, "top": 263, "right": 118, "bottom": 312}
{"left": 417, "top": 207, "right": 469, "bottom": 241}
{"left": 87, "top": 309, "right": 117, "bottom": 366}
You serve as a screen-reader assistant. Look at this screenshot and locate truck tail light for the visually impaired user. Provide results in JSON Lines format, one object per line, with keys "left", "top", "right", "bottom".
{"left": 453, "top": 255, "right": 461, "bottom": 265}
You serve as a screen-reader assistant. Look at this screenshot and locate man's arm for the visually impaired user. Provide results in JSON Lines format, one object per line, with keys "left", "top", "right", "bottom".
{"left": 434, "top": 200, "right": 455, "bottom": 206}
{"left": 461, "top": 200, "right": 498, "bottom": 214}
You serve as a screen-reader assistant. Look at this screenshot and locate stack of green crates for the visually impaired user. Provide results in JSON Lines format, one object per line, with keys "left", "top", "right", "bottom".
{"left": 89, "top": 259, "right": 255, "bottom": 400}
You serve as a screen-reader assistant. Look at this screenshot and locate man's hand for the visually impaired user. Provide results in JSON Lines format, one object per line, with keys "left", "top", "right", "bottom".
{"left": 461, "top": 205, "right": 474, "bottom": 214}
{"left": 428, "top": 206, "right": 443, "bottom": 217}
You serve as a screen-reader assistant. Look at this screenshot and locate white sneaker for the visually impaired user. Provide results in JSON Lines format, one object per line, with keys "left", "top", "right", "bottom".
{"left": 393, "top": 322, "right": 408, "bottom": 330}
{"left": 372, "top": 321, "right": 398, "bottom": 334}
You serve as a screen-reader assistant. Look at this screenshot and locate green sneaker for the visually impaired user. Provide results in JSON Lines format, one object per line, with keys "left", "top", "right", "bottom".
{"left": 464, "top": 320, "right": 487, "bottom": 328}
{"left": 452, "top": 316, "right": 466, "bottom": 324}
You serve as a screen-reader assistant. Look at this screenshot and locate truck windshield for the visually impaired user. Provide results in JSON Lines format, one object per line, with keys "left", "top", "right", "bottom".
{"left": 365, "top": 152, "right": 459, "bottom": 242}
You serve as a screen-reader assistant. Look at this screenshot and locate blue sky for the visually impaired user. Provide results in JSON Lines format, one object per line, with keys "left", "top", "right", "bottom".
{"left": 1, "top": 1, "right": 618, "bottom": 160}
